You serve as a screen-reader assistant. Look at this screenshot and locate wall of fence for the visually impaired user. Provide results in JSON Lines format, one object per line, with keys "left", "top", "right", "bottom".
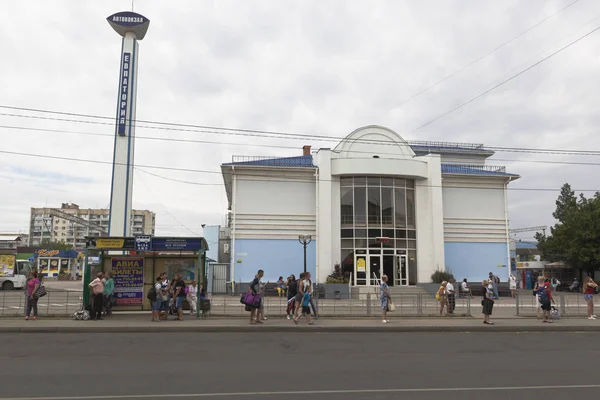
{"left": 0, "top": 291, "right": 82, "bottom": 317}
{"left": 516, "top": 290, "right": 593, "bottom": 317}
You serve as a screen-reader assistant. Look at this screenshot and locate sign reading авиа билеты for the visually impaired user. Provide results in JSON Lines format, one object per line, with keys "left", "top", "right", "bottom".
{"left": 117, "top": 52, "right": 131, "bottom": 136}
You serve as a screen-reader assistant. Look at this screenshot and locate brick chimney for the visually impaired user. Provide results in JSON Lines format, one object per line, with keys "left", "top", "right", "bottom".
{"left": 303, "top": 145, "right": 311, "bottom": 156}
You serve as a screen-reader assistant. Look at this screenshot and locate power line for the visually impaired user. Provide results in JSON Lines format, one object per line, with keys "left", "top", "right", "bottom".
{"left": 4, "top": 148, "right": 598, "bottom": 193}
{"left": 2, "top": 117, "right": 600, "bottom": 156}
{"left": 393, "top": 0, "right": 582, "bottom": 110}
{"left": 411, "top": 22, "right": 600, "bottom": 132}
{"left": 134, "top": 167, "right": 202, "bottom": 236}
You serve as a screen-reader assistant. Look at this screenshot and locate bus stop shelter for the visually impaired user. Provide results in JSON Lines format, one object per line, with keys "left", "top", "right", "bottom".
{"left": 82, "top": 236, "right": 209, "bottom": 317}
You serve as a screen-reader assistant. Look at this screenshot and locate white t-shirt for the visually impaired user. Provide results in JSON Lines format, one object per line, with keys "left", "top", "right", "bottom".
{"left": 509, "top": 276, "right": 517, "bottom": 289}
{"left": 446, "top": 282, "right": 455, "bottom": 293}
{"left": 461, "top": 282, "right": 469, "bottom": 292}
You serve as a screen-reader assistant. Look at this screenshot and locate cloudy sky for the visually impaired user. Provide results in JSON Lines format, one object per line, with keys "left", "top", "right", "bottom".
{"left": 1, "top": 0, "right": 600, "bottom": 240}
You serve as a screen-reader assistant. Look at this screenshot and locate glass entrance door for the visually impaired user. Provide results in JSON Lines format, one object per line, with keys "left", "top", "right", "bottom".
{"left": 394, "top": 255, "right": 409, "bottom": 286}
{"left": 355, "top": 254, "right": 367, "bottom": 286}
{"left": 369, "top": 255, "right": 382, "bottom": 286}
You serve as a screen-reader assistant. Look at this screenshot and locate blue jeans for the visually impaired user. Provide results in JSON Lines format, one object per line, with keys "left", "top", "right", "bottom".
{"left": 175, "top": 296, "right": 185, "bottom": 310}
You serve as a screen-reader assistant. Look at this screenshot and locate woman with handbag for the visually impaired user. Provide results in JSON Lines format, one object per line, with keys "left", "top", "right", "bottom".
{"left": 380, "top": 275, "right": 391, "bottom": 323}
{"left": 25, "top": 271, "right": 40, "bottom": 321}
{"left": 482, "top": 279, "right": 495, "bottom": 325}
{"left": 249, "top": 269, "right": 264, "bottom": 324}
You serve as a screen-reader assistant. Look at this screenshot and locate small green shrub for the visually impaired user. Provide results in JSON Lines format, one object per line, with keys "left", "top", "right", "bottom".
{"left": 431, "top": 269, "right": 455, "bottom": 283}
{"left": 326, "top": 263, "right": 349, "bottom": 284}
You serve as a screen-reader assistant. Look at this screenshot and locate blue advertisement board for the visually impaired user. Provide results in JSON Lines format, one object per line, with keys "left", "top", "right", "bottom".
{"left": 151, "top": 237, "right": 204, "bottom": 251}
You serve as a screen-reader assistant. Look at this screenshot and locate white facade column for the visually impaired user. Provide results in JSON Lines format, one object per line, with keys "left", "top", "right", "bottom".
{"left": 315, "top": 150, "right": 332, "bottom": 283}
{"left": 415, "top": 154, "right": 445, "bottom": 283}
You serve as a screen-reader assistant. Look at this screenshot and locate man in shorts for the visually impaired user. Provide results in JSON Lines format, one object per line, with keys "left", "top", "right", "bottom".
{"left": 172, "top": 273, "right": 187, "bottom": 321}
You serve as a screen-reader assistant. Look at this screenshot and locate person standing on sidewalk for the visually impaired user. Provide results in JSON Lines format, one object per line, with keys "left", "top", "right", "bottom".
{"left": 25, "top": 271, "right": 40, "bottom": 321}
{"left": 186, "top": 279, "right": 198, "bottom": 316}
{"left": 380, "top": 274, "right": 391, "bottom": 323}
{"left": 533, "top": 276, "right": 545, "bottom": 319}
{"left": 159, "top": 272, "right": 170, "bottom": 317}
{"left": 172, "top": 273, "right": 187, "bottom": 321}
{"left": 489, "top": 272, "right": 500, "bottom": 300}
{"left": 539, "top": 281, "right": 554, "bottom": 323}
{"left": 305, "top": 272, "right": 318, "bottom": 318}
{"left": 249, "top": 269, "right": 264, "bottom": 324}
{"left": 583, "top": 276, "right": 598, "bottom": 320}
{"left": 103, "top": 272, "right": 115, "bottom": 317}
{"left": 482, "top": 279, "right": 495, "bottom": 325}
{"left": 152, "top": 277, "right": 164, "bottom": 322}
{"left": 446, "top": 279, "right": 456, "bottom": 314}
{"left": 437, "top": 281, "right": 448, "bottom": 315}
{"left": 88, "top": 272, "right": 105, "bottom": 321}
{"left": 294, "top": 272, "right": 306, "bottom": 320}
{"left": 509, "top": 274, "right": 517, "bottom": 298}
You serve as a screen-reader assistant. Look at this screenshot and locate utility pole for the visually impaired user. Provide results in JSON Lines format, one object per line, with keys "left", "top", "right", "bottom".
{"left": 298, "top": 235, "right": 312, "bottom": 274}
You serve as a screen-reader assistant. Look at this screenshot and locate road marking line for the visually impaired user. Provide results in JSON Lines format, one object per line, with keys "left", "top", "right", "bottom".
{"left": 2, "top": 384, "right": 600, "bottom": 399}
{"left": 9, "top": 306, "right": 21, "bottom": 309}
{"left": 50, "top": 304, "right": 65, "bottom": 307}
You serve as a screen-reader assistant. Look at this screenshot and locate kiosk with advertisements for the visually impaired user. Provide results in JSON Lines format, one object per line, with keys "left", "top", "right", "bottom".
{"left": 82, "top": 236, "right": 208, "bottom": 316}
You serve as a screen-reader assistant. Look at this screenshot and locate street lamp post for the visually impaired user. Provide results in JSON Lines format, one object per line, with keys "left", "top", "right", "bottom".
{"left": 298, "top": 235, "right": 312, "bottom": 274}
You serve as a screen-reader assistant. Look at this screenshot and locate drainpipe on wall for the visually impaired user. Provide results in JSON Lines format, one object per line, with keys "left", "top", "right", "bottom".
{"left": 504, "top": 177, "right": 512, "bottom": 281}
{"left": 314, "top": 167, "right": 319, "bottom": 283}
{"left": 231, "top": 167, "right": 237, "bottom": 287}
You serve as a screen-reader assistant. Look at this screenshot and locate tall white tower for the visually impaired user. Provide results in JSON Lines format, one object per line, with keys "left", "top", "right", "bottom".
{"left": 106, "top": 12, "right": 150, "bottom": 237}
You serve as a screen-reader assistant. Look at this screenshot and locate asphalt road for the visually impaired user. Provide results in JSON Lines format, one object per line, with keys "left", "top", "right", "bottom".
{"left": 2, "top": 332, "right": 600, "bottom": 400}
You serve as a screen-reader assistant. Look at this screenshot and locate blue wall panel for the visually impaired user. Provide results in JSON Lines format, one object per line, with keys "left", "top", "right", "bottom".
{"left": 233, "top": 239, "right": 316, "bottom": 282}
{"left": 444, "top": 242, "right": 508, "bottom": 282}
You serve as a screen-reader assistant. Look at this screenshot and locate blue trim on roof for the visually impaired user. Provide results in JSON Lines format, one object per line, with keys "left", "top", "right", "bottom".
{"left": 224, "top": 155, "right": 316, "bottom": 168}
{"left": 441, "top": 164, "right": 519, "bottom": 177}
{"left": 411, "top": 145, "right": 493, "bottom": 154}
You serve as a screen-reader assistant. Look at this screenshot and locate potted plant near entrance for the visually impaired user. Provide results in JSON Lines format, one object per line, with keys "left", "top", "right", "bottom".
{"left": 322, "top": 263, "right": 350, "bottom": 299}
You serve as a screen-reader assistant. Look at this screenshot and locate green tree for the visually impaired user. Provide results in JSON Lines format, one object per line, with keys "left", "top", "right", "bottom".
{"left": 536, "top": 185, "right": 600, "bottom": 274}
{"left": 39, "top": 239, "right": 73, "bottom": 251}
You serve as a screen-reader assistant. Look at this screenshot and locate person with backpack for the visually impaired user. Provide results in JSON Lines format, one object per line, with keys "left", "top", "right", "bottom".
{"left": 150, "top": 276, "right": 163, "bottom": 322}
{"left": 533, "top": 276, "right": 545, "bottom": 319}
{"left": 539, "top": 281, "right": 554, "bottom": 323}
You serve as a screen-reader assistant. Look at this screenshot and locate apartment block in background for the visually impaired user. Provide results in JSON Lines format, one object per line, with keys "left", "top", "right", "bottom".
{"left": 29, "top": 203, "right": 155, "bottom": 248}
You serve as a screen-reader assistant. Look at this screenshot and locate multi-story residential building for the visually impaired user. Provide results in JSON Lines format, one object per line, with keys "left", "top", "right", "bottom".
{"left": 29, "top": 203, "right": 155, "bottom": 248}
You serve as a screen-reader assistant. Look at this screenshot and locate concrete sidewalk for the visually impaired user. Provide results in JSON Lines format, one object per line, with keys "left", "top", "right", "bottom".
{"left": 3, "top": 314, "right": 600, "bottom": 333}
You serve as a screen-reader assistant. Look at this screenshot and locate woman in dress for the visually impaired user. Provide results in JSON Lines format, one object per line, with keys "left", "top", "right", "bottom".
{"left": 583, "top": 276, "right": 598, "bottom": 320}
{"left": 482, "top": 279, "right": 495, "bottom": 325}
{"left": 509, "top": 274, "right": 517, "bottom": 299}
{"left": 380, "top": 275, "right": 391, "bottom": 323}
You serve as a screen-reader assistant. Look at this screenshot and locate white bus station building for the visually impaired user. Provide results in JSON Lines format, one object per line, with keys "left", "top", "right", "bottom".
{"left": 221, "top": 125, "right": 519, "bottom": 286}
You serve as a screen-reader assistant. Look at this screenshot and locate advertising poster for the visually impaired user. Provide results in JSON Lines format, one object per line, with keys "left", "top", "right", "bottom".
{"left": 0, "top": 255, "right": 15, "bottom": 276}
{"left": 112, "top": 258, "right": 144, "bottom": 306}
{"left": 164, "top": 259, "right": 196, "bottom": 281}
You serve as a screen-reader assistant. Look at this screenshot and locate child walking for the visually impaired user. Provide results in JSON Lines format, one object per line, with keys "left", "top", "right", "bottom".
{"left": 294, "top": 291, "right": 314, "bottom": 325}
